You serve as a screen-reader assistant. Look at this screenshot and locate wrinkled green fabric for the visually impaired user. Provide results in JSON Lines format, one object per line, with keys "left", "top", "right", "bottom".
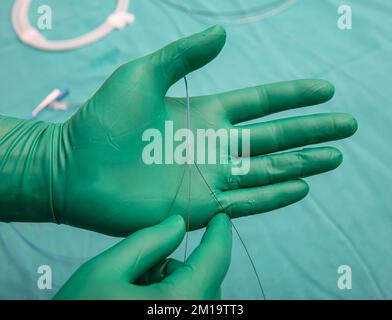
{"left": 0, "top": 25, "right": 357, "bottom": 236}
{"left": 54, "top": 213, "right": 231, "bottom": 300}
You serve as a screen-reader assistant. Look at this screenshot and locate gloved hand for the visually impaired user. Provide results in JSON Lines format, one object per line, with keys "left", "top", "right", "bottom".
{"left": 0, "top": 25, "right": 357, "bottom": 235}
{"left": 54, "top": 213, "right": 231, "bottom": 300}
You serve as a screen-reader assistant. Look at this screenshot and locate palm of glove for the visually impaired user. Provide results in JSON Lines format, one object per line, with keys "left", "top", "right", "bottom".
{"left": 53, "top": 26, "right": 357, "bottom": 236}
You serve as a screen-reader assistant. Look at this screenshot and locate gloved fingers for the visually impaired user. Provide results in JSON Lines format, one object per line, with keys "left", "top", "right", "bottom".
{"left": 225, "top": 147, "right": 343, "bottom": 190}
{"left": 210, "top": 79, "right": 334, "bottom": 124}
{"left": 94, "top": 214, "right": 185, "bottom": 283}
{"left": 136, "top": 258, "right": 184, "bottom": 285}
{"left": 151, "top": 25, "right": 226, "bottom": 96}
{"left": 242, "top": 113, "right": 358, "bottom": 156}
{"left": 220, "top": 179, "right": 309, "bottom": 219}
{"left": 162, "top": 213, "right": 232, "bottom": 295}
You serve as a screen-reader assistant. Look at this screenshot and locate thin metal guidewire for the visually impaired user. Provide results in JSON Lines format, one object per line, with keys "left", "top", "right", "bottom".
{"left": 182, "top": 77, "right": 266, "bottom": 299}
{"left": 159, "top": 0, "right": 282, "bottom": 17}
{"left": 157, "top": 0, "right": 297, "bottom": 25}
{"left": 193, "top": 162, "right": 266, "bottom": 300}
{"left": 183, "top": 76, "right": 192, "bottom": 261}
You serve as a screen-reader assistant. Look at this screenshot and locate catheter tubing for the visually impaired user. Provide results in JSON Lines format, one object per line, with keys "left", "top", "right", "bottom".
{"left": 12, "top": 0, "right": 130, "bottom": 51}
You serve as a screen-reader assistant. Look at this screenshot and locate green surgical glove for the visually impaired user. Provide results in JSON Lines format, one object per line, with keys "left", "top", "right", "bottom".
{"left": 54, "top": 213, "right": 231, "bottom": 300}
{"left": 0, "top": 25, "right": 357, "bottom": 235}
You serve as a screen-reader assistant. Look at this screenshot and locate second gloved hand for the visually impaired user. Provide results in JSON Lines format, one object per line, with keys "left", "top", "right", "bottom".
{"left": 54, "top": 214, "right": 231, "bottom": 300}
